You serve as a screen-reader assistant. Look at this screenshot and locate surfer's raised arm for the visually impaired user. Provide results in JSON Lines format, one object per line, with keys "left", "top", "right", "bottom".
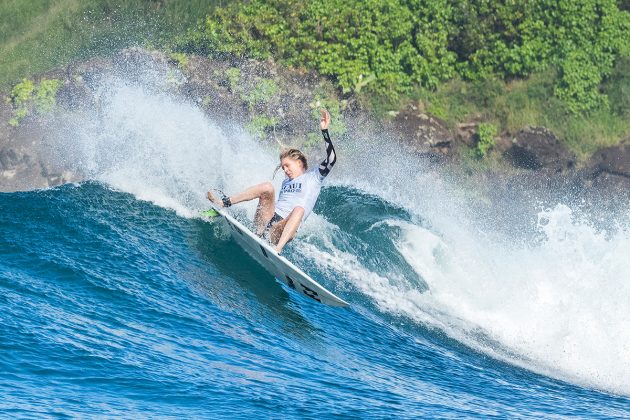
{"left": 318, "top": 109, "right": 337, "bottom": 179}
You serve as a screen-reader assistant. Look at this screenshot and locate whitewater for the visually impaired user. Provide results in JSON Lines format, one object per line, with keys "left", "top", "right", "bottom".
{"left": 1, "top": 67, "right": 629, "bottom": 417}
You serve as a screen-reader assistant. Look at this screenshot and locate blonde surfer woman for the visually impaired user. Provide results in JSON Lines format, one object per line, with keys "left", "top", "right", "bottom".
{"left": 207, "top": 109, "right": 337, "bottom": 254}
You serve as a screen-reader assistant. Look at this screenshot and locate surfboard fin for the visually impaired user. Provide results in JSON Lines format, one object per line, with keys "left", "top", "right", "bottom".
{"left": 200, "top": 209, "right": 220, "bottom": 218}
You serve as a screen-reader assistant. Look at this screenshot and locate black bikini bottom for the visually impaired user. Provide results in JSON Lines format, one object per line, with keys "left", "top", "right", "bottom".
{"left": 262, "top": 213, "right": 284, "bottom": 238}
{"left": 267, "top": 212, "right": 283, "bottom": 228}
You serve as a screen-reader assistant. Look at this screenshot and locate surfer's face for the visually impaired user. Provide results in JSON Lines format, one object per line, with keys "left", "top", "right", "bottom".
{"left": 280, "top": 157, "right": 305, "bottom": 180}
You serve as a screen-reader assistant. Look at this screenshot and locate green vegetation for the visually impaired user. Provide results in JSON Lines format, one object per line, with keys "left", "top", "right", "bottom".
{"left": 0, "top": 0, "right": 217, "bottom": 89}
{"left": 227, "top": 75, "right": 281, "bottom": 138}
{"left": 416, "top": 69, "right": 629, "bottom": 159}
{"left": 201, "top": 95, "right": 213, "bottom": 109}
{"left": 448, "top": 0, "right": 629, "bottom": 115}
{"left": 605, "top": 56, "right": 630, "bottom": 117}
{"left": 172, "top": 0, "right": 630, "bottom": 158}
{"left": 310, "top": 92, "right": 346, "bottom": 136}
{"left": 8, "top": 79, "right": 35, "bottom": 107}
{"left": 177, "top": 0, "right": 629, "bottom": 113}
{"left": 242, "top": 79, "right": 279, "bottom": 111}
{"left": 2, "top": 0, "right": 629, "bottom": 159}
{"left": 35, "top": 78, "right": 62, "bottom": 112}
{"left": 225, "top": 67, "right": 241, "bottom": 93}
{"left": 7, "top": 78, "right": 35, "bottom": 127}
{"left": 304, "top": 92, "right": 347, "bottom": 149}
{"left": 176, "top": 0, "right": 456, "bottom": 98}
{"left": 246, "top": 115, "right": 278, "bottom": 139}
{"left": 168, "top": 52, "right": 189, "bottom": 72}
{"left": 7, "top": 77, "right": 62, "bottom": 126}
{"left": 475, "top": 122, "right": 497, "bottom": 158}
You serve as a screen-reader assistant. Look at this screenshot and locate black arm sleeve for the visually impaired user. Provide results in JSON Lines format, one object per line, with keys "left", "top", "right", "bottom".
{"left": 318, "top": 129, "right": 337, "bottom": 178}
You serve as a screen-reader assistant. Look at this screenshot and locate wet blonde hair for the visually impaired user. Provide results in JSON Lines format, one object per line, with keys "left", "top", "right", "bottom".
{"left": 273, "top": 148, "right": 308, "bottom": 178}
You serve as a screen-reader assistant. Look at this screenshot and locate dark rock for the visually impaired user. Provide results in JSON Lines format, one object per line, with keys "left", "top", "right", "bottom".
{"left": 56, "top": 81, "right": 95, "bottom": 109}
{"left": 0, "top": 47, "right": 627, "bottom": 198}
{"left": 111, "top": 48, "right": 171, "bottom": 86}
{"left": 588, "top": 138, "right": 630, "bottom": 178}
{"left": 504, "top": 126, "right": 576, "bottom": 172}
{"left": 589, "top": 171, "right": 630, "bottom": 190}
{"left": 579, "top": 138, "right": 630, "bottom": 192}
{"left": 0, "top": 148, "right": 19, "bottom": 170}
{"left": 455, "top": 122, "right": 478, "bottom": 147}
{"left": 0, "top": 48, "right": 344, "bottom": 191}
{"left": 390, "top": 103, "right": 454, "bottom": 155}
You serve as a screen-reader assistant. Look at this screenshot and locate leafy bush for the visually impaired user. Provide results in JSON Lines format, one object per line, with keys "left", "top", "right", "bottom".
{"left": 7, "top": 78, "right": 61, "bottom": 126}
{"left": 35, "top": 78, "right": 62, "bottom": 112}
{"left": 242, "top": 78, "right": 279, "bottom": 111}
{"left": 246, "top": 115, "right": 278, "bottom": 138}
{"left": 451, "top": 0, "right": 629, "bottom": 114}
{"left": 8, "top": 78, "right": 35, "bottom": 106}
{"left": 177, "top": 0, "right": 629, "bottom": 114}
{"left": 225, "top": 67, "right": 241, "bottom": 93}
{"left": 605, "top": 56, "right": 630, "bottom": 116}
{"left": 475, "top": 122, "right": 497, "bottom": 158}
{"left": 177, "top": 0, "right": 456, "bottom": 99}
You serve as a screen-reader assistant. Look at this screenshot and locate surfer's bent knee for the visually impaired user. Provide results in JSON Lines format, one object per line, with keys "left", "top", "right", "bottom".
{"left": 260, "top": 182, "right": 275, "bottom": 199}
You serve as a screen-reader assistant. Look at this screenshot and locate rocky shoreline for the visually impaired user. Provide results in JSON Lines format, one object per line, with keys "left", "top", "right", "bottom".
{"left": 1, "top": 48, "right": 628, "bottom": 198}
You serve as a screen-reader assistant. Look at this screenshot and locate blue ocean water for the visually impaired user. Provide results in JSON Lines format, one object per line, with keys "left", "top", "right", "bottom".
{"left": 2, "top": 70, "right": 630, "bottom": 417}
{"left": 1, "top": 182, "right": 629, "bottom": 418}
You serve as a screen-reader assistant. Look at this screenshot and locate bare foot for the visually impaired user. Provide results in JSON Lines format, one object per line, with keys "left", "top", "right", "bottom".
{"left": 207, "top": 191, "right": 224, "bottom": 207}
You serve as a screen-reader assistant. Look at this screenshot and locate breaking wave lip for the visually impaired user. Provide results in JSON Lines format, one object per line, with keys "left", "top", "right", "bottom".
{"left": 40, "top": 65, "right": 630, "bottom": 397}
{"left": 301, "top": 206, "right": 630, "bottom": 396}
{"left": 46, "top": 74, "right": 278, "bottom": 218}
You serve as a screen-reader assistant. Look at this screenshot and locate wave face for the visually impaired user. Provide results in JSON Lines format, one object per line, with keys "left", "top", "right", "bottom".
{"left": 2, "top": 71, "right": 630, "bottom": 417}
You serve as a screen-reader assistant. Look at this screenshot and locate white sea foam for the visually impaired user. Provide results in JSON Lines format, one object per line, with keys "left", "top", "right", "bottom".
{"left": 371, "top": 207, "right": 630, "bottom": 395}
{"left": 48, "top": 75, "right": 277, "bottom": 219}
{"left": 300, "top": 206, "right": 630, "bottom": 395}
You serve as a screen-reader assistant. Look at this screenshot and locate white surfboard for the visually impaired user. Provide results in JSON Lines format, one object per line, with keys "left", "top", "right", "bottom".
{"left": 205, "top": 203, "right": 349, "bottom": 307}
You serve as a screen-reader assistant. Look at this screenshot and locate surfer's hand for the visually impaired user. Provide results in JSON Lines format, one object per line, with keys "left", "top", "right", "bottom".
{"left": 320, "top": 109, "right": 330, "bottom": 130}
{"left": 275, "top": 245, "right": 283, "bottom": 254}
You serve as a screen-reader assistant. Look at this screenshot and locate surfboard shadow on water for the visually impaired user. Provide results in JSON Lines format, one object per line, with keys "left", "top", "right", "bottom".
{"left": 189, "top": 218, "right": 320, "bottom": 338}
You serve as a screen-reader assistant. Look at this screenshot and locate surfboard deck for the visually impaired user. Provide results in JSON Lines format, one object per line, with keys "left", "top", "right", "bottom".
{"left": 204, "top": 202, "right": 349, "bottom": 307}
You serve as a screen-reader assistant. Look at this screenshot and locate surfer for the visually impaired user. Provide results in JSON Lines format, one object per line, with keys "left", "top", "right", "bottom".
{"left": 207, "top": 109, "right": 336, "bottom": 254}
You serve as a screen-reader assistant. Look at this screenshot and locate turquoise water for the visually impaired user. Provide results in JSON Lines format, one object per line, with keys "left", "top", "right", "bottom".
{"left": 1, "top": 183, "right": 629, "bottom": 418}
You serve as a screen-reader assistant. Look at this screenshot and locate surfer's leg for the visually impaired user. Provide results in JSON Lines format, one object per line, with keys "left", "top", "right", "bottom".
{"left": 208, "top": 183, "right": 275, "bottom": 208}
{"left": 270, "top": 206, "right": 304, "bottom": 253}
{"left": 227, "top": 182, "right": 273, "bottom": 205}
{"left": 254, "top": 191, "right": 276, "bottom": 235}
{"left": 233, "top": 183, "right": 276, "bottom": 234}
{"left": 208, "top": 183, "right": 275, "bottom": 233}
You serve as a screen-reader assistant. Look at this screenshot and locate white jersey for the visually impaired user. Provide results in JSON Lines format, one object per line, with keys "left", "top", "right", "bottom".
{"left": 275, "top": 168, "right": 324, "bottom": 222}
{"left": 273, "top": 129, "right": 337, "bottom": 223}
